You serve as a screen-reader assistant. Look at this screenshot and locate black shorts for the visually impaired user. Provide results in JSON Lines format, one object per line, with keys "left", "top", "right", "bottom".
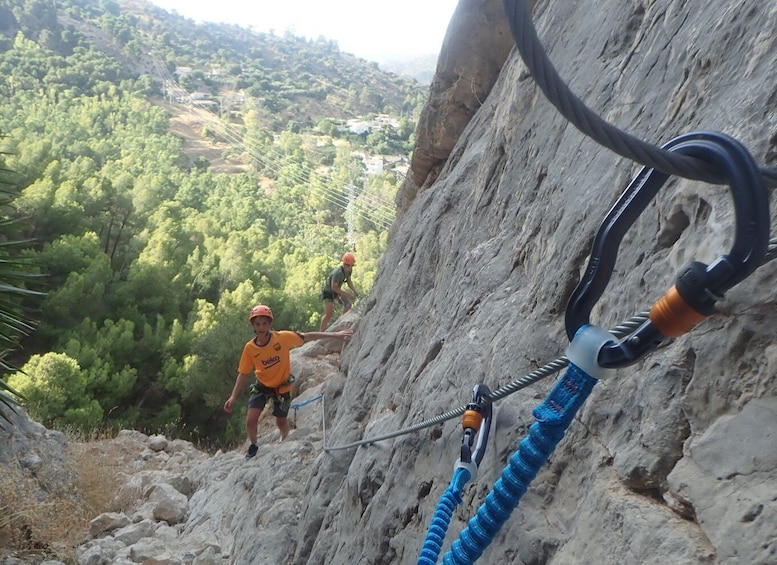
{"left": 322, "top": 290, "right": 351, "bottom": 308}
{"left": 247, "top": 383, "right": 292, "bottom": 418}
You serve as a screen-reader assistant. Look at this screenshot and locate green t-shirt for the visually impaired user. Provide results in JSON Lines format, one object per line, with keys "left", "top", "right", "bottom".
{"left": 323, "top": 265, "right": 350, "bottom": 293}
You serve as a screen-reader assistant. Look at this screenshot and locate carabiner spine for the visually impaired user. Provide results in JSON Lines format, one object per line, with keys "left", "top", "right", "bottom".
{"left": 459, "top": 384, "right": 493, "bottom": 468}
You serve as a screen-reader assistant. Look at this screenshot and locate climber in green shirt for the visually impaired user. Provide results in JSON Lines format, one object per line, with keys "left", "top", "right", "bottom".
{"left": 320, "top": 252, "right": 358, "bottom": 331}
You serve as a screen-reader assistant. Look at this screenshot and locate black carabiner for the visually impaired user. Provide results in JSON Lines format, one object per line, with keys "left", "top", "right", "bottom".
{"left": 565, "top": 131, "right": 770, "bottom": 368}
{"left": 460, "top": 384, "right": 493, "bottom": 467}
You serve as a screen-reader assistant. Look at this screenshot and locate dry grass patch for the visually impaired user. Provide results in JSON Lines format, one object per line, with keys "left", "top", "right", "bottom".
{"left": 0, "top": 438, "right": 125, "bottom": 563}
{"left": 0, "top": 464, "right": 84, "bottom": 562}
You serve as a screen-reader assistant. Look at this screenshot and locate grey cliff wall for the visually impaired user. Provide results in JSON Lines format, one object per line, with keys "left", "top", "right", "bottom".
{"left": 296, "top": 0, "right": 777, "bottom": 563}
{"left": 398, "top": 0, "right": 515, "bottom": 214}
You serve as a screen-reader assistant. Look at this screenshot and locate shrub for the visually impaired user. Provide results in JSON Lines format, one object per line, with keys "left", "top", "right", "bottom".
{"left": 8, "top": 352, "right": 104, "bottom": 431}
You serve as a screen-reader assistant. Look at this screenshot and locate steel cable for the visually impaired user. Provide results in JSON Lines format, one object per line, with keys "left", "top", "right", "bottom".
{"left": 324, "top": 235, "right": 777, "bottom": 452}
{"left": 323, "top": 312, "right": 649, "bottom": 452}
{"left": 502, "top": 0, "right": 777, "bottom": 188}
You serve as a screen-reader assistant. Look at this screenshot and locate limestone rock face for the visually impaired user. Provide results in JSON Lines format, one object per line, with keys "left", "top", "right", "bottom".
{"left": 0, "top": 406, "right": 70, "bottom": 486}
{"left": 301, "top": 0, "right": 777, "bottom": 563}
{"left": 397, "top": 0, "right": 515, "bottom": 214}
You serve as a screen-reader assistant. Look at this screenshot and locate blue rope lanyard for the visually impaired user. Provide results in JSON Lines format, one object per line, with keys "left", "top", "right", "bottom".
{"left": 419, "top": 326, "right": 612, "bottom": 565}
{"left": 441, "top": 363, "right": 596, "bottom": 564}
{"left": 418, "top": 466, "right": 472, "bottom": 565}
{"left": 290, "top": 393, "right": 323, "bottom": 411}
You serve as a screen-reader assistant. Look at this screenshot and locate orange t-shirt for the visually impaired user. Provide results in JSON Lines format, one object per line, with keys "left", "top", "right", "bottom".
{"left": 238, "top": 331, "right": 304, "bottom": 391}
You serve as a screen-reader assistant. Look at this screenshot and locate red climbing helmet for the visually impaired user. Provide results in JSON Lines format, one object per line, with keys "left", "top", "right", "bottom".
{"left": 342, "top": 252, "right": 356, "bottom": 266}
{"left": 249, "top": 304, "right": 273, "bottom": 322}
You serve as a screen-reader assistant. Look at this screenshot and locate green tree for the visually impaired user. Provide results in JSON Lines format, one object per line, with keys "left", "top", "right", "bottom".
{"left": 33, "top": 232, "right": 112, "bottom": 342}
{"left": 0, "top": 2, "right": 418, "bottom": 438}
{"left": 8, "top": 352, "right": 103, "bottom": 431}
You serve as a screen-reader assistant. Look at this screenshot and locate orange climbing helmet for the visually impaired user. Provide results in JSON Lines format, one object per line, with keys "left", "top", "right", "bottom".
{"left": 342, "top": 252, "right": 356, "bottom": 266}
{"left": 249, "top": 304, "right": 273, "bottom": 322}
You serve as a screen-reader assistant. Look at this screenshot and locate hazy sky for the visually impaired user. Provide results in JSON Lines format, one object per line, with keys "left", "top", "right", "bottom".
{"left": 148, "top": 0, "right": 459, "bottom": 62}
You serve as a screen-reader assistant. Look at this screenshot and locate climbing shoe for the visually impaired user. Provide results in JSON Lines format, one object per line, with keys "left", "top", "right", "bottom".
{"left": 245, "top": 444, "right": 258, "bottom": 460}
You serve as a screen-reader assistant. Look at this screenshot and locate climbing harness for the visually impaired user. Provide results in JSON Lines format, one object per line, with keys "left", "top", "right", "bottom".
{"left": 247, "top": 373, "right": 296, "bottom": 396}
{"left": 419, "top": 385, "right": 493, "bottom": 565}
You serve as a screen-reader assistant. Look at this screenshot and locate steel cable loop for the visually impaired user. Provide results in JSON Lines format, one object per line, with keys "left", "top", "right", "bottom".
{"left": 502, "top": 0, "right": 777, "bottom": 188}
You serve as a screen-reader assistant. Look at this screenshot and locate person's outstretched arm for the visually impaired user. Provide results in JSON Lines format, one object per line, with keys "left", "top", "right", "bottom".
{"left": 303, "top": 329, "right": 353, "bottom": 342}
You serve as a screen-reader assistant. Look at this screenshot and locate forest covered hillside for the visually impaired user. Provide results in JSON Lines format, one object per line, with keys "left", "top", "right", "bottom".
{"left": 0, "top": 0, "right": 427, "bottom": 127}
{"left": 0, "top": 0, "right": 427, "bottom": 444}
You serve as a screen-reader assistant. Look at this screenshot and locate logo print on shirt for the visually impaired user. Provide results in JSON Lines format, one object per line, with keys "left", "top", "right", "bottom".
{"left": 262, "top": 356, "right": 280, "bottom": 368}
{"left": 274, "top": 343, "right": 281, "bottom": 351}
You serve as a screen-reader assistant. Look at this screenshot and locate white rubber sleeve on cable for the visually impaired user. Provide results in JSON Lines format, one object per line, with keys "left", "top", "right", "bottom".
{"left": 566, "top": 325, "right": 617, "bottom": 380}
{"left": 454, "top": 459, "right": 479, "bottom": 482}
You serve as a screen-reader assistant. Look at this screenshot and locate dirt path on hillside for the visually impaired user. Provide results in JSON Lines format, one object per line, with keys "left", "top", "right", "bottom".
{"left": 156, "top": 100, "right": 252, "bottom": 175}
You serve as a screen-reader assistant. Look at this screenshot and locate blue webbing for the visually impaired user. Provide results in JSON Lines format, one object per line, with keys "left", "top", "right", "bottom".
{"left": 290, "top": 393, "right": 323, "bottom": 411}
{"left": 440, "top": 363, "right": 597, "bottom": 564}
